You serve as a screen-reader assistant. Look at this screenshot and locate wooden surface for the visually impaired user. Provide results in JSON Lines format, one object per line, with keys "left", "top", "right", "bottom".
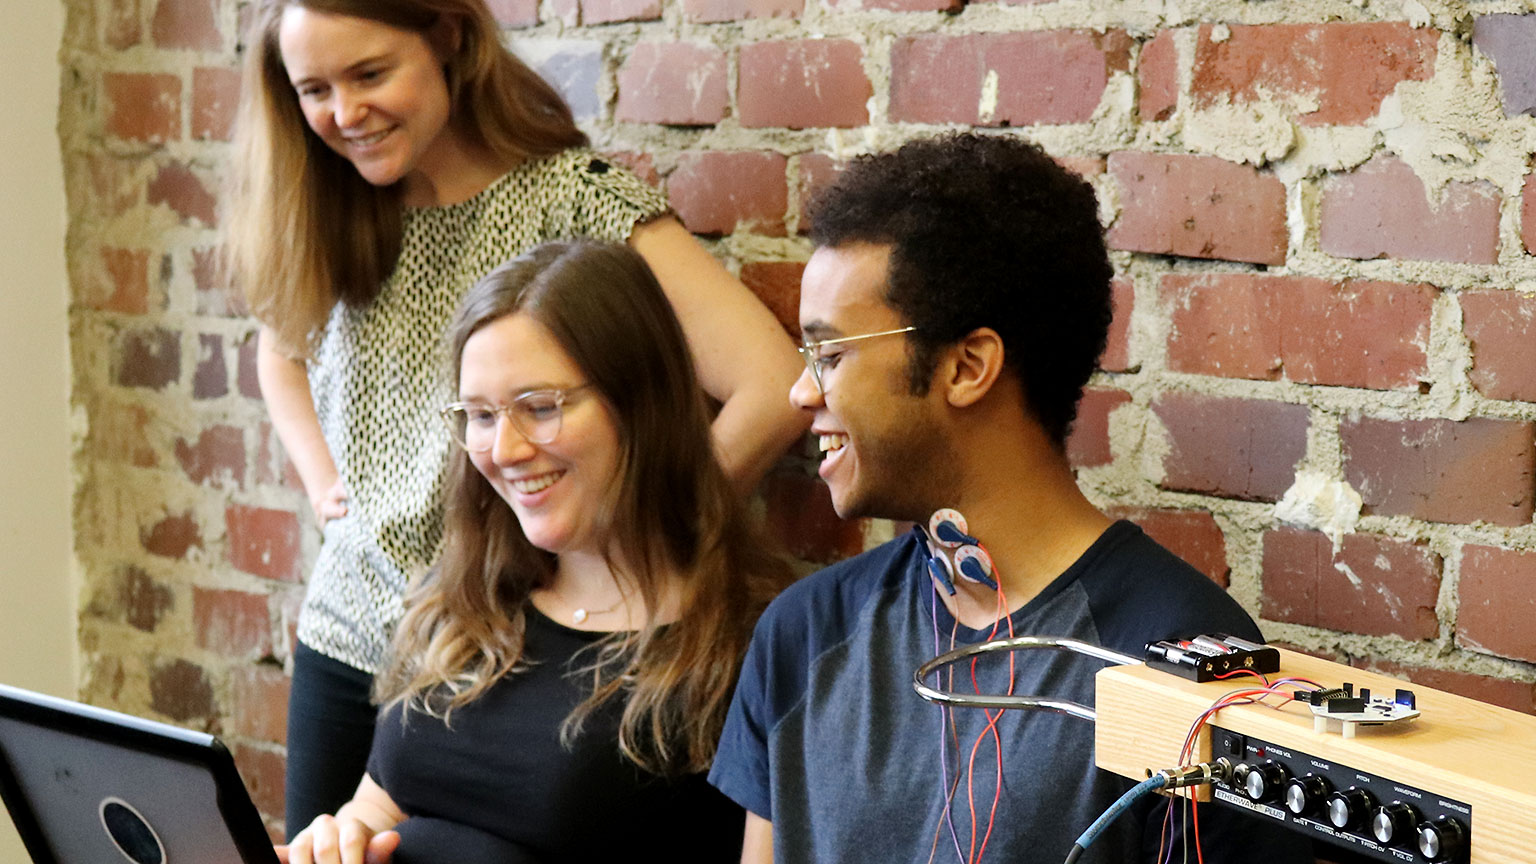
{"left": 1095, "top": 648, "right": 1536, "bottom": 863}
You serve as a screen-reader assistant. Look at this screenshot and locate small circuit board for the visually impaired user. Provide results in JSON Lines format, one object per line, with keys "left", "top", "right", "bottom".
{"left": 1299, "top": 683, "right": 1420, "bottom": 738}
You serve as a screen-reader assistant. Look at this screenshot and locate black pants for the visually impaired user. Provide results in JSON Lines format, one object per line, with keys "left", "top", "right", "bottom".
{"left": 285, "top": 641, "right": 377, "bottom": 840}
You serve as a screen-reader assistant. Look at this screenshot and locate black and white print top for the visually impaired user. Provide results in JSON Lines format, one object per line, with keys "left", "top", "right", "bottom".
{"left": 297, "top": 148, "right": 670, "bottom": 674}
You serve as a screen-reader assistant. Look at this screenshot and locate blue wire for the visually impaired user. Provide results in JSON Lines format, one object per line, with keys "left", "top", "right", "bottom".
{"left": 1067, "top": 773, "right": 1169, "bottom": 859}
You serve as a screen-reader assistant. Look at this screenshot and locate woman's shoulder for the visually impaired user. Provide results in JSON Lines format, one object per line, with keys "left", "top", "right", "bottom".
{"left": 506, "top": 148, "right": 668, "bottom": 215}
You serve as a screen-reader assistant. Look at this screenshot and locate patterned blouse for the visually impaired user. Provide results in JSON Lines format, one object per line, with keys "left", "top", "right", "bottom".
{"left": 297, "top": 149, "right": 670, "bottom": 673}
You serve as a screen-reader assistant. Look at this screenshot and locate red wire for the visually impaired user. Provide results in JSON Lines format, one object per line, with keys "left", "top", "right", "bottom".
{"left": 972, "top": 580, "right": 1013, "bottom": 863}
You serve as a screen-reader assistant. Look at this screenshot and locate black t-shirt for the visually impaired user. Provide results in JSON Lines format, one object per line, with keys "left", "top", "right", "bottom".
{"left": 369, "top": 608, "right": 743, "bottom": 864}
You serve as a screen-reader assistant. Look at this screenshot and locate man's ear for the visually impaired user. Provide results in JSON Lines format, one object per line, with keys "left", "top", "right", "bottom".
{"left": 939, "top": 327, "right": 1004, "bottom": 408}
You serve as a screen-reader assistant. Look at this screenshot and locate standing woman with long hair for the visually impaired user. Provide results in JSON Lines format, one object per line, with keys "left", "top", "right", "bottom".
{"left": 278, "top": 241, "right": 792, "bottom": 864}
{"left": 223, "top": 0, "right": 805, "bottom": 837}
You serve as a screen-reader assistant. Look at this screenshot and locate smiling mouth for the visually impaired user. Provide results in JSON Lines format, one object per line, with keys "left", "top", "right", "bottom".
{"left": 345, "top": 127, "right": 394, "bottom": 148}
{"left": 511, "top": 471, "right": 562, "bottom": 494}
{"left": 819, "top": 433, "right": 848, "bottom": 453}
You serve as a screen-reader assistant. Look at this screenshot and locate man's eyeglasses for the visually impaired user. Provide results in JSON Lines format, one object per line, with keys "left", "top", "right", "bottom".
{"left": 797, "top": 326, "right": 916, "bottom": 396}
{"left": 441, "top": 384, "right": 593, "bottom": 452}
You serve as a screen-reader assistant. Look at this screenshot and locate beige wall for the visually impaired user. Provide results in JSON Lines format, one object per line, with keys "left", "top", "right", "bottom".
{"left": 0, "top": 0, "right": 76, "bottom": 858}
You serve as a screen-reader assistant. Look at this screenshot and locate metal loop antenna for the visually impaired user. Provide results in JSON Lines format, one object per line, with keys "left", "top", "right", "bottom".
{"left": 913, "top": 636, "right": 1141, "bottom": 722}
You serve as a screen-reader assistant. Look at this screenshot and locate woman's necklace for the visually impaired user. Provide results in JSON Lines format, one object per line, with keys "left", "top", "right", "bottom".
{"left": 570, "top": 597, "right": 625, "bottom": 625}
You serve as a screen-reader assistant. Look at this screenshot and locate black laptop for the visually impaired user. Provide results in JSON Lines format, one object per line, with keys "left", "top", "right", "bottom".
{"left": 0, "top": 682, "right": 277, "bottom": 863}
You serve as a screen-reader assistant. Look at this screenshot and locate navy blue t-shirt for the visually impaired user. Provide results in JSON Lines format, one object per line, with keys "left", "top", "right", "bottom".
{"left": 709, "top": 521, "right": 1314, "bottom": 864}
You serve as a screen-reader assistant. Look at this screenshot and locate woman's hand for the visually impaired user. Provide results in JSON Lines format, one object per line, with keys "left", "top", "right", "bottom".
{"left": 310, "top": 477, "right": 350, "bottom": 526}
{"left": 277, "top": 775, "right": 406, "bottom": 864}
{"left": 276, "top": 814, "right": 400, "bottom": 864}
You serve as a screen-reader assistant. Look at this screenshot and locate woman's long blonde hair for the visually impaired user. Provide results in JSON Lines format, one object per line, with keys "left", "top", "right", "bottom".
{"left": 375, "top": 241, "right": 791, "bottom": 775}
{"left": 224, "top": 0, "right": 587, "bottom": 355}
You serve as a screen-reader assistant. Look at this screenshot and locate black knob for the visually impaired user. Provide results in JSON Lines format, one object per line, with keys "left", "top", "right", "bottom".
{"left": 1243, "top": 760, "right": 1290, "bottom": 803}
{"left": 1284, "top": 774, "right": 1332, "bottom": 816}
{"left": 1417, "top": 817, "right": 1467, "bottom": 862}
{"left": 1371, "top": 802, "right": 1419, "bottom": 845}
{"left": 1326, "top": 787, "right": 1378, "bottom": 830}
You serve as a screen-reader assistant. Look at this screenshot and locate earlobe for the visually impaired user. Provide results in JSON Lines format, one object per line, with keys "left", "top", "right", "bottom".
{"left": 944, "top": 328, "right": 1004, "bottom": 408}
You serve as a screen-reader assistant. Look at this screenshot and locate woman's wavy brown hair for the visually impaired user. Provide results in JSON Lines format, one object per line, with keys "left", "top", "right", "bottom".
{"left": 224, "top": 0, "right": 587, "bottom": 355}
{"left": 375, "top": 241, "right": 791, "bottom": 775}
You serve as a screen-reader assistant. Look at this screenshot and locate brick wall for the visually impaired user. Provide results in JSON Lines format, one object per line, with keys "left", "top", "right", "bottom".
{"left": 58, "top": 0, "right": 1536, "bottom": 836}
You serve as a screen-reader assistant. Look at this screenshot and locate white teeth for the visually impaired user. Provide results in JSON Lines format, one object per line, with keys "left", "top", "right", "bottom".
{"left": 511, "top": 472, "right": 560, "bottom": 494}
{"left": 349, "top": 128, "right": 392, "bottom": 146}
{"left": 819, "top": 434, "right": 848, "bottom": 453}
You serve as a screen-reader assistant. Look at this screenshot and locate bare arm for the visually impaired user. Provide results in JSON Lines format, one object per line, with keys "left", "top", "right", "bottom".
{"left": 256, "top": 326, "right": 347, "bottom": 524}
{"left": 277, "top": 774, "right": 404, "bottom": 864}
{"left": 741, "top": 811, "right": 773, "bottom": 864}
{"left": 629, "top": 217, "right": 809, "bottom": 493}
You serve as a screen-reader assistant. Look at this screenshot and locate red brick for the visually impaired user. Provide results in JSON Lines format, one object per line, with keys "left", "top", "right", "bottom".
{"left": 120, "top": 566, "right": 174, "bottom": 633}
{"left": 1161, "top": 274, "right": 1435, "bottom": 390}
{"left": 486, "top": 0, "right": 539, "bottom": 27}
{"left": 176, "top": 424, "right": 245, "bottom": 487}
{"left": 115, "top": 327, "right": 181, "bottom": 389}
{"left": 1138, "top": 31, "right": 1178, "bottom": 122}
{"left": 1191, "top": 23, "right": 1436, "bottom": 126}
{"left": 193, "top": 333, "right": 229, "bottom": 399}
{"left": 150, "top": 658, "right": 217, "bottom": 726}
{"left": 94, "top": 247, "right": 151, "bottom": 314}
{"left": 1463, "top": 290, "right": 1536, "bottom": 403}
{"left": 1153, "top": 393, "right": 1308, "bottom": 501}
{"left": 226, "top": 505, "right": 303, "bottom": 582}
{"left": 740, "top": 261, "right": 804, "bottom": 337}
{"left": 238, "top": 335, "right": 262, "bottom": 400}
{"left": 683, "top": 0, "right": 801, "bottom": 21}
{"left": 841, "top": 0, "right": 957, "bottom": 9}
{"left": 1354, "top": 658, "right": 1536, "bottom": 715}
{"left": 1110, "top": 508, "right": 1229, "bottom": 587}
{"left": 194, "top": 587, "right": 273, "bottom": 657}
{"left": 1341, "top": 417, "right": 1535, "bottom": 526}
{"left": 738, "top": 40, "right": 871, "bottom": 129}
{"left": 1261, "top": 527, "right": 1441, "bottom": 640}
{"left": 668, "top": 151, "right": 788, "bottom": 236}
{"left": 1067, "top": 387, "right": 1130, "bottom": 469}
{"left": 151, "top": 0, "right": 221, "bottom": 50}
{"left": 1100, "top": 277, "right": 1134, "bottom": 372}
{"left": 142, "top": 512, "right": 203, "bottom": 559}
{"left": 1458, "top": 545, "right": 1536, "bottom": 664}
{"left": 795, "top": 153, "right": 844, "bottom": 235}
{"left": 1056, "top": 155, "right": 1105, "bottom": 179}
{"left": 579, "top": 0, "right": 660, "bottom": 24}
{"left": 762, "top": 469, "right": 865, "bottom": 564}
{"left": 192, "top": 66, "right": 240, "bottom": 141}
{"left": 594, "top": 152, "right": 655, "bottom": 188}
{"left": 147, "top": 160, "right": 219, "bottom": 227}
{"left": 1471, "top": 14, "right": 1536, "bottom": 118}
{"left": 1107, "top": 151, "right": 1287, "bottom": 266}
{"left": 1319, "top": 154, "right": 1500, "bottom": 265}
{"left": 193, "top": 246, "right": 243, "bottom": 317}
{"left": 106, "top": 0, "right": 143, "bottom": 49}
{"left": 550, "top": 0, "right": 578, "bottom": 25}
{"left": 231, "top": 744, "right": 286, "bottom": 819}
{"left": 615, "top": 43, "right": 728, "bottom": 126}
{"left": 92, "top": 400, "right": 159, "bottom": 468}
{"left": 230, "top": 664, "right": 290, "bottom": 745}
{"left": 1525, "top": 173, "right": 1536, "bottom": 254}
{"left": 105, "top": 73, "right": 181, "bottom": 143}
{"left": 891, "top": 31, "right": 1132, "bottom": 126}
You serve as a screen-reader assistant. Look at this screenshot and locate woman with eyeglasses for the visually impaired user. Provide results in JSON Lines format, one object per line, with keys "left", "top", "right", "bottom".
{"left": 224, "top": 0, "right": 805, "bottom": 835}
{"left": 277, "top": 241, "right": 793, "bottom": 864}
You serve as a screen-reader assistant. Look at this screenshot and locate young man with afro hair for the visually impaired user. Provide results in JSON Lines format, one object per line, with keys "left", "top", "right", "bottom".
{"left": 709, "top": 133, "right": 1315, "bottom": 864}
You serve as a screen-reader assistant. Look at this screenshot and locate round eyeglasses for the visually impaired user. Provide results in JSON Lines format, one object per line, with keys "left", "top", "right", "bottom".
{"left": 797, "top": 326, "right": 917, "bottom": 396}
{"left": 441, "top": 384, "right": 593, "bottom": 452}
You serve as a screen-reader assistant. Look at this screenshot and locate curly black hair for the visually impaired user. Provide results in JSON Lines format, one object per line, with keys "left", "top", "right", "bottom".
{"left": 808, "top": 133, "right": 1113, "bottom": 448}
